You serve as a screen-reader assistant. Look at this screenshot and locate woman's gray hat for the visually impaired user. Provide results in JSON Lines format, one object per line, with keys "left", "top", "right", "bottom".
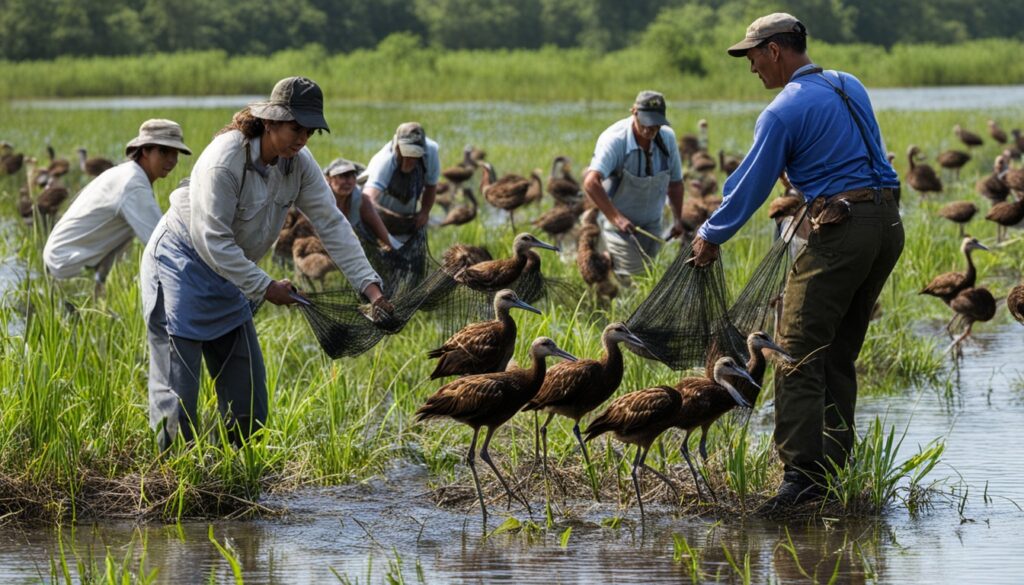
{"left": 124, "top": 119, "right": 191, "bottom": 157}
{"left": 324, "top": 157, "right": 360, "bottom": 177}
{"left": 249, "top": 76, "right": 330, "bottom": 132}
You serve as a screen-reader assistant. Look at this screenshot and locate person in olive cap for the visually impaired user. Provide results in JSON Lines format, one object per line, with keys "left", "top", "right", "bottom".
{"left": 690, "top": 14, "right": 903, "bottom": 512}
{"left": 582, "top": 90, "right": 685, "bottom": 277}
{"left": 43, "top": 119, "right": 191, "bottom": 295}
{"left": 361, "top": 122, "right": 439, "bottom": 240}
{"left": 141, "top": 76, "right": 393, "bottom": 451}
{"left": 323, "top": 157, "right": 399, "bottom": 251}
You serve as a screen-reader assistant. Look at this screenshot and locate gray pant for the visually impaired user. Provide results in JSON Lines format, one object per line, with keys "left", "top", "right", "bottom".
{"left": 147, "top": 289, "right": 267, "bottom": 450}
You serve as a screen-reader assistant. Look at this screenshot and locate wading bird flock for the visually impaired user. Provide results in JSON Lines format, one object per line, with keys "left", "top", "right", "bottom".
{"left": 4, "top": 117, "right": 1024, "bottom": 523}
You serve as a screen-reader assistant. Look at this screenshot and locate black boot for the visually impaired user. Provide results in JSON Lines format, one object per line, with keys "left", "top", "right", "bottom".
{"left": 756, "top": 472, "right": 824, "bottom": 517}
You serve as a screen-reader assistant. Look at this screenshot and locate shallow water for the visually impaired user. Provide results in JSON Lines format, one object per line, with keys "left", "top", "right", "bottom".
{"left": 11, "top": 84, "right": 1024, "bottom": 113}
{"left": 1, "top": 324, "right": 1021, "bottom": 583}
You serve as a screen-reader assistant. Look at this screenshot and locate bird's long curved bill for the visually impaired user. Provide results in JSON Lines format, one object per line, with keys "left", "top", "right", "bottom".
{"left": 512, "top": 298, "right": 542, "bottom": 315}
{"left": 623, "top": 331, "right": 647, "bottom": 349}
{"left": 289, "top": 290, "right": 312, "bottom": 306}
{"left": 762, "top": 339, "right": 797, "bottom": 363}
{"left": 730, "top": 366, "right": 760, "bottom": 390}
{"left": 531, "top": 239, "right": 560, "bottom": 253}
{"left": 554, "top": 348, "right": 578, "bottom": 362}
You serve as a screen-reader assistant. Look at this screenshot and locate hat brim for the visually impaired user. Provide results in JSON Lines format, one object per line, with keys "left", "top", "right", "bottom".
{"left": 249, "top": 102, "right": 331, "bottom": 133}
{"left": 397, "top": 143, "right": 425, "bottom": 158}
{"left": 727, "top": 37, "right": 762, "bottom": 57}
{"left": 124, "top": 137, "right": 192, "bottom": 157}
{"left": 326, "top": 163, "right": 357, "bottom": 177}
{"left": 636, "top": 110, "right": 670, "bottom": 127}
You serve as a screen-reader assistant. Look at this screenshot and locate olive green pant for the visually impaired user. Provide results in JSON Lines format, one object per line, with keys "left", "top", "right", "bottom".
{"left": 775, "top": 196, "right": 904, "bottom": 481}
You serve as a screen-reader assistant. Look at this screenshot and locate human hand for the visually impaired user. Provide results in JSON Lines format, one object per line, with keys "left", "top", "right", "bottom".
{"left": 613, "top": 214, "right": 635, "bottom": 235}
{"left": 668, "top": 217, "right": 687, "bottom": 240}
{"left": 415, "top": 209, "right": 430, "bottom": 229}
{"left": 689, "top": 236, "right": 720, "bottom": 267}
{"left": 265, "top": 279, "right": 299, "bottom": 305}
{"left": 370, "top": 295, "right": 401, "bottom": 331}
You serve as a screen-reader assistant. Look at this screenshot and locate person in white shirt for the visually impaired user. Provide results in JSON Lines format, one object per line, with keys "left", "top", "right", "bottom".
{"left": 43, "top": 119, "right": 191, "bottom": 294}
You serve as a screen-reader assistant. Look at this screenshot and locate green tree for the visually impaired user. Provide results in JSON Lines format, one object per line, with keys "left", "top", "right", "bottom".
{"left": 642, "top": 4, "right": 718, "bottom": 76}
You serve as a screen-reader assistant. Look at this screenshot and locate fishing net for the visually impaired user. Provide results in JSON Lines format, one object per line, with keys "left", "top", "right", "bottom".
{"left": 625, "top": 207, "right": 807, "bottom": 371}
{"left": 360, "top": 228, "right": 433, "bottom": 297}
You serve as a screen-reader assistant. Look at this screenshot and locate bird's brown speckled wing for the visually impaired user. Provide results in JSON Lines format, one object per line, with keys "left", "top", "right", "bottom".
{"left": 428, "top": 321, "right": 510, "bottom": 377}
{"left": 527, "top": 359, "right": 601, "bottom": 409}
{"left": 586, "top": 386, "right": 680, "bottom": 439}
{"left": 415, "top": 372, "right": 514, "bottom": 422}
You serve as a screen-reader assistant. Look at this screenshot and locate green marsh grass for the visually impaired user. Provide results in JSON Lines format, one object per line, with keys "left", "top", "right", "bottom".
{"left": 0, "top": 98, "right": 1018, "bottom": 523}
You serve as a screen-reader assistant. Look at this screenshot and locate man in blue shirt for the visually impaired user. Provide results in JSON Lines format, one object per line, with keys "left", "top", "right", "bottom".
{"left": 692, "top": 13, "right": 904, "bottom": 512}
{"left": 583, "top": 90, "right": 685, "bottom": 278}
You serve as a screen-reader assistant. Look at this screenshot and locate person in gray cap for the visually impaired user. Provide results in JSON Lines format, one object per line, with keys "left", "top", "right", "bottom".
{"left": 141, "top": 76, "right": 394, "bottom": 451}
{"left": 361, "top": 122, "right": 440, "bottom": 240}
{"left": 43, "top": 118, "right": 191, "bottom": 295}
{"left": 690, "top": 13, "right": 902, "bottom": 512}
{"left": 582, "top": 90, "right": 685, "bottom": 278}
{"left": 323, "top": 157, "right": 399, "bottom": 251}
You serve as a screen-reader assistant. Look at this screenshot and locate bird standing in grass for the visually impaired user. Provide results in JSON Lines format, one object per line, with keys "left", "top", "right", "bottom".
{"left": 920, "top": 236, "right": 988, "bottom": 305}
{"left": 523, "top": 322, "right": 646, "bottom": 475}
{"left": 415, "top": 337, "right": 577, "bottom": 524}
{"left": 905, "top": 145, "right": 942, "bottom": 197}
{"left": 954, "top": 124, "right": 984, "bottom": 149}
{"left": 947, "top": 287, "right": 997, "bottom": 357}
{"left": 426, "top": 289, "right": 540, "bottom": 379}
{"left": 677, "top": 332, "right": 792, "bottom": 500}
{"left": 585, "top": 356, "right": 755, "bottom": 520}
{"left": 454, "top": 233, "right": 558, "bottom": 292}
{"left": 937, "top": 201, "right": 977, "bottom": 237}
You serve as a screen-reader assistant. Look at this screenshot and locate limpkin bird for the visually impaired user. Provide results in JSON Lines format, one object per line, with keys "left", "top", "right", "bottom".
{"left": 937, "top": 150, "right": 971, "bottom": 180}
{"left": 524, "top": 169, "right": 544, "bottom": 205}
{"left": 690, "top": 151, "right": 716, "bottom": 174}
{"left": 1007, "top": 282, "right": 1024, "bottom": 325}
{"left": 273, "top": 207, "right": 315, "bottom": 266}
{"left": 547, "top": 156, "right": 584, "bottom": 206}
{"left": 479, "top": 162, "right": 530, "bottom": 230}
{"left": 439, "top": 186, "right": 478, "bottom": 227}
{"left": 989, "top": 120, "right": 1008, "bottom": 144}
{"left": 532, "top": 200, "right": 582, "bottom": 246}
{"left": 718, "top": 150, "right": 742, "bottom": 176}
{"left": 523, "top": 322, "right": 646, "bottom": 475}
{"left": 1, "top": 142, "right": 24, "bottom": 175}
{"left": 985, "top": 192, "right": 1024, "bottom": 243}
{"left": 676, "top": 332, "right": 792, "bottom": 500}
{"left": 937, "top": 201, "right": 978, "bottom": 236}
{"left": 947, "top": 287, "right": 997, "bottom": 357}
{"left": 954, "top": 124, "right": 984, "bottom": 149}
{"left": 292, "top": 236, "right": 336, "bottom": 290}
{"left": 426, "top": 289, "right": 540, "bottom": 379}
{"left": 441, "top": 243, "right": 492, "bottom": 274}
{"left": 576, "top": 222, "right": 618, "bottom": 300}
{"left": 584, "top": 356, "right": 755, "bottom": 520}
{"left": 76, "top": 148, "right": 114, "bottom": 178}
{"left": 454, "top": 232, "right": 558, "bottom": 293}
{"left": 415, "top": 337, "right": 577, "bottom": 524}
{"left": 441, "top": 146, "right": 476, "bottom": 189}
{"left": 1002, "top": 150, "right": 1024, "bottom": 198}
{"left": 976, "top": 154, "right": 1010, "bottom": 205}
{"left": 906, "top": 145, "right": 943, "bottom": 197}
{"left": 920, "top": 236, "right": 989, "bottom": 305}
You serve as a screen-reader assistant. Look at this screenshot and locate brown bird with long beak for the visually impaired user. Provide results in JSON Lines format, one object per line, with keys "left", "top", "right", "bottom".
{"left": 427, "top": 289, "right": 541, "bottom": 379}
{"left": 585, "top": 356, "right": 756, "bottom": 521}
{"left": 415, "top": 337, "right": 577, "bottom": 524}
{"left": 524, "top": 322, "right": 647, "bottom": 475}
{"left": 454, "top": 232, "right": 559, "bottom": 292}
{"left": 920, "top": 236, "right": 989, "bottom": 305}
{"left": 678, "top": 332, "right": 794, "bottom": 500}
{"left": 905, "top": 145, "right": 943, "bottom": 197}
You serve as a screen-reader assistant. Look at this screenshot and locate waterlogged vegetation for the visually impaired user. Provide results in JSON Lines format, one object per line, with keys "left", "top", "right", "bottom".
{"left": 1, "top": 93, "right": 1023, "bottom": 580}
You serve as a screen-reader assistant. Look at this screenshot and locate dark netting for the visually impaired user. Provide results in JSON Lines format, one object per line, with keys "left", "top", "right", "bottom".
{"left": 624, "top": 241, "right": 746, "bottom": 370}
{"left": 360, "top": 228, "right": 434, "bottom": 297}
{"left": 293, "top": 266, "right": 459, "bottom": 359}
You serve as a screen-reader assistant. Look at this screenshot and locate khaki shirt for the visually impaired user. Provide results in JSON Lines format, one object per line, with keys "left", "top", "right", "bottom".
{"left": 166, "top": 130, "right": 381, "bottom": 299}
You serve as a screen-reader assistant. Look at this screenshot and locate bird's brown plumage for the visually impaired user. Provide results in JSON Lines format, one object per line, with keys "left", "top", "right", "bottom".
{"left": 920, "top": 237, "right": 987, "bottom": 304}
{"left": 954, "top": 124, "right": 984, "bottom": 148}
{"left": 292, "top": 236, "right": 336, "bottom": 286}
{"left": 937, "top": 201, "right": 977, "bottom": 236}
{"left": 906, "top": 146, "right": 943, "bottom": 195}
{"left": 1007, "top": 283, "right": 1024, "bottom": 324}
{"left": 426, "top": 290, "right": 535, "bottom": 379}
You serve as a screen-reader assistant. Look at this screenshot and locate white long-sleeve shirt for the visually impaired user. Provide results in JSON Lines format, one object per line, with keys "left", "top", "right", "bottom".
{"left": 43, "top": 161, "right": 160, "bottom": 279}
{"left": 165, "top": 130, "right": 381, "bottom": 299}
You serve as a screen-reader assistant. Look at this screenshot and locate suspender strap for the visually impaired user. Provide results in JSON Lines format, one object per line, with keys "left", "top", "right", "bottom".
{"left": 813, "top": 69, "right": 885, "bottom": 188}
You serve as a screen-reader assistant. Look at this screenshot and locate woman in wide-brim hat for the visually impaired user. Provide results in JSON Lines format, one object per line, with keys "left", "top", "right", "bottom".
{"left": 141, "top": 76, "right": 393, "bottom": 451}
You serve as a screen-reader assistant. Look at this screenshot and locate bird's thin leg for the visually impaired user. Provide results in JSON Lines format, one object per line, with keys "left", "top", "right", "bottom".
{"left": 680, "top": 430, "right": 706, "bottom": 502}
{"left": 573, "top": 421, "right": 601, "bottom": 501}
{"left": 630, "top": 446, "right": 646, "bottom": 523}
{"left": 944, "top": 322, "right": 974, "bottom": 357}
{"left": 480, "top": 426, "right": 531, "bottom": 514}
{"left": 509, "top": 210, "right": 517, "bottom": 232}
{"left": 958, "top": 223, "right": 965, "bottom": 238}
{"left": 540, "top": 412, "right": 555, "bottom": 482}
{"left": 467, "top": 427, "right": 487, "bottom": 525}
{"left": 697, "top": 427, "right": 719, "bottom": 502}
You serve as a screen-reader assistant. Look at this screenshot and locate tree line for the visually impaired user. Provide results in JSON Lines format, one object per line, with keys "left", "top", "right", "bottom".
{"left": 1, "top": 0, "right": 1021, "bottom": 61}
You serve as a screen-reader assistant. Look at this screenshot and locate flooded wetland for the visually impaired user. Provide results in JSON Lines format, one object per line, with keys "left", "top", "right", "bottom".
{"left": 1, "top": 89, "right": 1023, "bottom": 583}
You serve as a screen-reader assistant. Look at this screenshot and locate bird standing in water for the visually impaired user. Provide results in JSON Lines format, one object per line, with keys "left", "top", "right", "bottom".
{"left": 585, "top": 356, "right": 756, "bottom": 521}
{"left": 415, "top": 337, "right": 577, "bottom": 524}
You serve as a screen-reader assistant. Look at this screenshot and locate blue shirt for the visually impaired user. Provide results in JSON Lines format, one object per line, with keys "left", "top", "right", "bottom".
{"left": 364, "top": 138, "right": 441, "bottom": 192}
{"left": 699, "top": 64, "right": 899, "bottom": 245}
{"left": 589, "top": 117, "right": 684, "bottom": 188}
